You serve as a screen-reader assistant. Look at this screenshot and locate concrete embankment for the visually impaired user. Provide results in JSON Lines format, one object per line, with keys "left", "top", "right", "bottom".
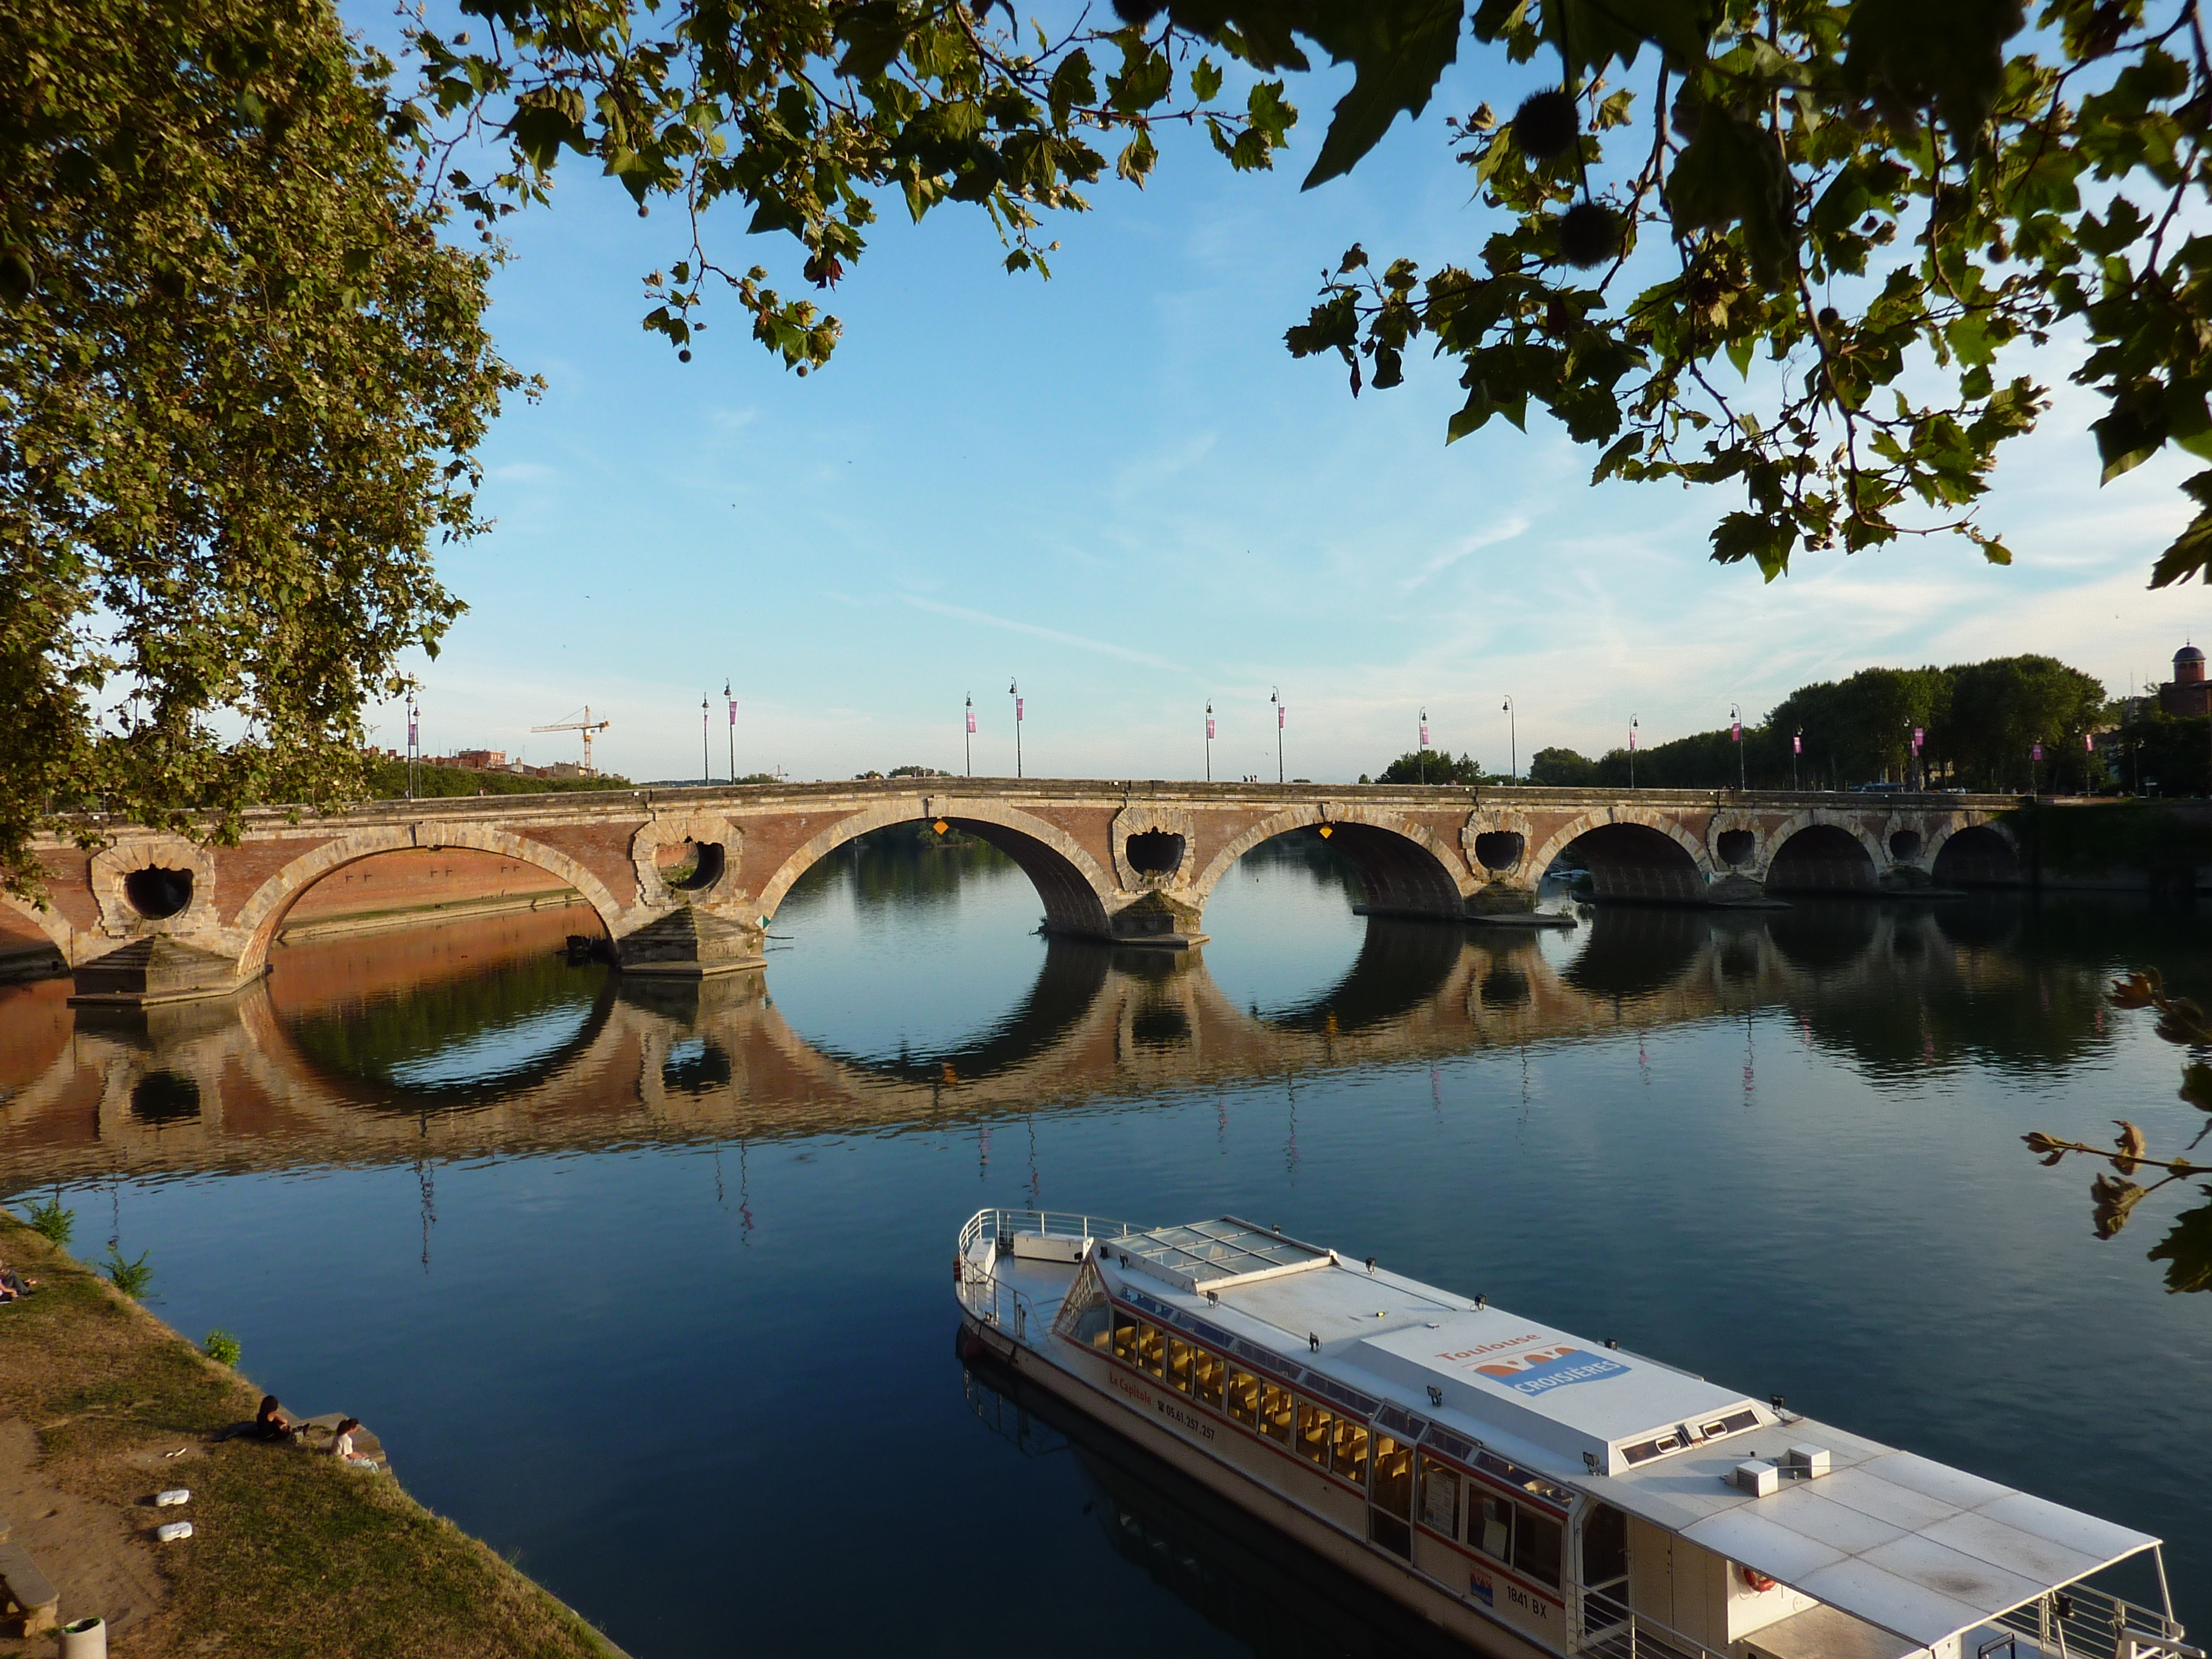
{"left": 0, "top": 1216, "right": 624, "bottom": 1658}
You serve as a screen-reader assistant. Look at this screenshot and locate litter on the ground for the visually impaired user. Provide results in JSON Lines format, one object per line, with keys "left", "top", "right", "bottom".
{"left": 154, "top": 1521, "right": 193, "bottom": 1543}
{"left": 153, "top": 1489, "right": 189, "bottom": 1507}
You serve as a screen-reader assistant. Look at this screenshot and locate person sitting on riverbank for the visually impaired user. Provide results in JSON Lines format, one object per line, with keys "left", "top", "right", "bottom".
{"left": 0, "top": 1263, "right": 36, "bottom": 1300}
{"left": 330, "top": 1418, "right": 378, "bottom": 1470}
{"left": 255, "top": 1396, "right": 299, "bottom": 1442}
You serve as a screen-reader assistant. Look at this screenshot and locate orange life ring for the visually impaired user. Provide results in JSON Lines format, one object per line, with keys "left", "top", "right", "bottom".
{"left": 1741, "top": 1566, "right": 1778, "bottom": 1592}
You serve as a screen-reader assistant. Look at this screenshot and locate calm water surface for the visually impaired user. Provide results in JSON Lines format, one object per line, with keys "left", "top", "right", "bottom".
{"left": 2, "top": 831, "right": 2208, "bottom": 1654}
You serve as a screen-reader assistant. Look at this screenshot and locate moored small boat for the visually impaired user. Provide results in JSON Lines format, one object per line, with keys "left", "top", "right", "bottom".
{"left": 954, "top": 1209, "right": 2195, "bottom": 1659}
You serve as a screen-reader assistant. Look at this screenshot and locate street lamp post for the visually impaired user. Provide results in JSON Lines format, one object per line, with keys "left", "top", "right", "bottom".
{"left": 1205, "top": 702, "right": 1215, "bottom": 782}
{"left": 1730, "top": 702, "right": 1744, "bottom": 791}
{"left": 1270, "top": 689, "right": 1284, "bottom": 783}
{"left": 1419, "top": 707, "right": 1431, "bottom": 783}
{"left": 1629, "top": 714, "right": 1638, "bottom": 788}
{"left": 1792, "top": 727, "right": 1803, "bottom": 791}
{"left": 725, "top": 682, "right": 736, "bottom": 783}
{"left": 1501, "top": 696, "right": 1516, "bottom": 781}
{"left": 700, "top": 694, "right": 710, "bottom": 785}
{"left": 1009, "top": 680, "right": 1022, "bottom": 779}
{"left": 406, "top": 697, "right": 419, "bottom": 800}
{"left": 965, "top": 695, "right": 974, "bottom": 777}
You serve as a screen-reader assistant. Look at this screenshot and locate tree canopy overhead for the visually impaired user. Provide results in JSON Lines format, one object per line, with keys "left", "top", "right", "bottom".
{"left": 395, "top": 0, "right": 2212, "bottom": 588}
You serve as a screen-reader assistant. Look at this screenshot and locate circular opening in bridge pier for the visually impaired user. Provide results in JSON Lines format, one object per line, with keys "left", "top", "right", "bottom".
{"left": 1715, "top": 830, "right": 1757, "bottom": 869}
{"left": 130, "top": 1070, "right": 201, "bottom": 1124}
{"left": 124, "top": 866, "right": 194, "bottom": 919}
{"left": 1124, "top": 830, "right": 1186, "bottom": 877}
{"left": 657, "top": 839, "right": 726, "bottom": 891}
{"left": 1888, "top": 829, "right": 1923, "bottom": 862}
{"left": 1473, "top": 831, "right": 1525, "bottom": 873}
{"left": 663, "top": 1037, "right": 734, "bottom": 1094}
{"left": 1480, "top": 965, "right": 1531, "bottom": 1007}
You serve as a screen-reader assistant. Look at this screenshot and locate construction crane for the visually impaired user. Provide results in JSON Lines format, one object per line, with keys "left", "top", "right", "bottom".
{"left": 532, "top": 706, "right": 612, "bottom": 774}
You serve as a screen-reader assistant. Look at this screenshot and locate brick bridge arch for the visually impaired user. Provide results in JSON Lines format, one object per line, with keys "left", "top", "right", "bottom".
{"left": 1187, "top": 805, "right": 1470, "bottom": 920}
{"left": 752, "top": 799, "right": 1119, "bottom": 937}
{"left": 1525, "top": 807, "right": 1715, "bottom": 904}
{"left": 232, "top": 824, "right": 631, "bottom": 977}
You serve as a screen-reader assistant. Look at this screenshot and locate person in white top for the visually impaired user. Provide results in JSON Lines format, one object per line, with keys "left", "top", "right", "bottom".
{"left": 329, "top": 1417, "right": 377, "bottom": 1469}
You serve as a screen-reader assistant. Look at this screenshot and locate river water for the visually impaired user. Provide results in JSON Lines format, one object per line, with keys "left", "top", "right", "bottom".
{"left": 2, "top": 830, "right": 2207, "bottom": 1654}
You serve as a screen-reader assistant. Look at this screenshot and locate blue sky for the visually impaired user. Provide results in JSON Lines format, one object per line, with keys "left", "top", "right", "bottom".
{"left": 357, "top": 27, "right": 2212, "bottom": 785}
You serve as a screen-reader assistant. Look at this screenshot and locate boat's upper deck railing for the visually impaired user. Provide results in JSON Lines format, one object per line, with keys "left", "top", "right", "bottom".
{"left": 957, "top": 1208, "right": 1142, "bottom": 1256}
{"left": 1994, "top": 1577, "right": 2196, "bottom": 1659}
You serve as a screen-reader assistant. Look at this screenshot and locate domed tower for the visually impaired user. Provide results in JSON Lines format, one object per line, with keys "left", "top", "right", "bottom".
{"left": 2162, "top": 642, "right": 2211, "bottom": 716}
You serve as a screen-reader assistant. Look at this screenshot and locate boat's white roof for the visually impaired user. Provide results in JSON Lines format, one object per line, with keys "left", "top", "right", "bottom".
{"left": 1091, "top": 1218, "right": 2160, "bottom": 1652}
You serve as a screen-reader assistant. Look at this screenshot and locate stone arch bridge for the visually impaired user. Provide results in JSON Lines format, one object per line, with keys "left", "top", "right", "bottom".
{"left": 12, "top": 779, "right": 2023, "bottom": 1006}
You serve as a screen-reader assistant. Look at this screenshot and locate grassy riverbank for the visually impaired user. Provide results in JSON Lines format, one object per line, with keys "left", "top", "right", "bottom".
{"left": 0, "top": 1216, "right": 620, "bottom": 1658}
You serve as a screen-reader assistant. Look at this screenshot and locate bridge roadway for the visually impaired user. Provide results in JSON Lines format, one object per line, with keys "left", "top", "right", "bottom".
{"left": 0, "top": 898, "right": 2074, "bottom": 1188}
{"left": 7, "top": 778, "right": 2024, "bottom": 1006}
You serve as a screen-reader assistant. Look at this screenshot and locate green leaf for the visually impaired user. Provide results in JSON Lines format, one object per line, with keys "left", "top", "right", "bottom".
{"left": 1190, "top": 58, "right": 1223, "bottom": 102}
{"left": 834, "top": 1, "right": 912, "bottom": 81}
{"left": 2147, "top": 1188, "right": 2212, "bottom": 1293}
{"left": 1300, "top": 0, "right": 1464, "bottom": 190}
{"left": 1047, "top": 50, "right": 1095, "bottom": 131}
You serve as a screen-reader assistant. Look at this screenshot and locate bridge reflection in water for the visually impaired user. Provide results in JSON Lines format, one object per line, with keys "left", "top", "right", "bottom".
{"left": 0, "top": 839, "right": 2129, "bottom": 1190}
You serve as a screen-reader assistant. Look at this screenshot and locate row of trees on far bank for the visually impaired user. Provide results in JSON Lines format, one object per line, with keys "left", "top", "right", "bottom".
{"left": 1526, "top": 656, "right": 2115, "bottom": 794}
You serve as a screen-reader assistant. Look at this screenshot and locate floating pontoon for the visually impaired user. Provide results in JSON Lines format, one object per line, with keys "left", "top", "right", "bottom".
{"left": 954, "top": 1210, "right": 2194, "bottom": 1659}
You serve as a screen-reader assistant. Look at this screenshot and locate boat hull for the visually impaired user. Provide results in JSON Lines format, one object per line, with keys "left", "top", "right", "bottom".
{"left": 959, "top": 1313, "right": 1563, "bottom": 1659}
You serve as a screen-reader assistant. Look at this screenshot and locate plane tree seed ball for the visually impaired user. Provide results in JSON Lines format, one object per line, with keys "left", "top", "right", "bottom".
{"left": 1513, "top": 90, "right": 1580, "bottom": 159}
{"left": 1558, "top": 202, "right": 1620, "bottom": 268}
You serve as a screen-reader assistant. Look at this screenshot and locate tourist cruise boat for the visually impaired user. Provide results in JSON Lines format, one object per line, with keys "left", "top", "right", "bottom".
{"left": 953, "top": 1210, "right": 2195, "bottom": 1659}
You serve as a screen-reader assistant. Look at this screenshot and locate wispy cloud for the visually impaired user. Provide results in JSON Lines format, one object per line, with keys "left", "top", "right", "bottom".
{"left": 900, "top": 595, "right": 1184, "bottom": 671}
{"left": 1402, "top": 515, "right": 1532, "bottom": 589}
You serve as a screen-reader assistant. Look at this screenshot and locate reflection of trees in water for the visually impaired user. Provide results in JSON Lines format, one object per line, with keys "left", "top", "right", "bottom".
{"left": 283, "top": 952, "right": 614, "bottom": 1111}
{"left": 786, "top": 825, "right": 1017, "bottom": 911}
{"left": 805, "top": 936, "right": 1114, "bottom": 1085}
{"left": 1256, "top": 920, "right": 1463, "bottom": 1034}
{"left": 960, "top": 1355, "right": 1467, "bottom": 1659}
{"left": 1563, "top": 908, "right": 1708, "bottom": 1000}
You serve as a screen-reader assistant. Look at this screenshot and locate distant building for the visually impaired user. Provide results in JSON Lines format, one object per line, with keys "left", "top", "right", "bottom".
{"left": 2159, "top": 643, "right": 2210, "bottom": 717}
{"left": 447, "top": 749, "right": 508, "bottom": 771}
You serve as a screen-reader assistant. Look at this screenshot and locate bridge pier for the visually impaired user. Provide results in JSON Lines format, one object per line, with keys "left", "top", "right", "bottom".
{"left": 613, "top": 905, "right": 768, "bottom": 978}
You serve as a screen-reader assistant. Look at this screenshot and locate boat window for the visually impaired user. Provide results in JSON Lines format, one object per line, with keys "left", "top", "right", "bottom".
{"left": 1372, "top": 1435, "right": 1413, "bottom": 1517}
{"left": 1296, "top": 1400, "right": 1334, "bottom": 1467}
{"left": 1419, "top": 1460, "right": 1458, "bottom": 1534}
{"left": 1136, "top": 1322, "right": 1166, "bottom": 1378}
{"left": 1330, "top": 1415, "right": 1370, "bottom": 1485}
{"left": 1192, "top": 1346, "right": 1226, "bottom": 1409}
{"left": 1581, "top": 1502, "right": 1627, "bottom": 1589}
{"left": 1513, "top": 1506, "right": 1563, "bottom": 1590}
{"left": 1226, "top": 1369, "right": 1259, "bottom": 1427}
{"left": 1260, "top": 1382, "right": 1295, "bottom": 1444}
{"left": 1054, "top": 1264, "right": 1114, "bottom": 1348}
{"left": 1476, "top": 1495, "right": 1513, "bottom": 1562}
{"left": 1111, "top": 1312, "right": 1139, "bottom": 1363}
{"left": 1165, "top": 1336, "right": 1196, "bottom": 1394}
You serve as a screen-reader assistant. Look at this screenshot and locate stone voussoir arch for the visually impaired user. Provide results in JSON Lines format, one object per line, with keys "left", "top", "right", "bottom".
{"left": 230, "top": 822, "right": 630, "bottom": 976}
{"left": 1920, "top": 809, "right": 2017, "bottom": 870}
{"left": 750, "top": 796, "right": 1120, "bottom": 930}
{"left": 1, "top": 891, "right": 77, "bottom": 964}
{"left": 630, "top": 809, "right": 745, "bottom": 909}
{"left": 1461, "top": 806, "right": 1536, "bottom": 883}
{"left": 1188, "top": 802, "right": 1475, "bottom": 907}
{"left": 1524, "top": 805, "right": 1715, "bottom": 885}
{"left": 1754, "top": 806, "right": 1889, "bottom": 877}
{"left": 89, "top": 834, "right": 222, "bottom": 938}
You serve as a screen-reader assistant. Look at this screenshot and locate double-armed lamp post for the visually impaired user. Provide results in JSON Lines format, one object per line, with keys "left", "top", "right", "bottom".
{"left": 1730, "top": 702, "right": 1745, "bottom": 791}
{"left": 1009, "top": 679, "right": 1022, "bottom": 779}
{"left": 1270, "top": 688, "right": 1284, "bottom": 783}
{"left": 1205, "top": 701, "right": 1215, "bottom": 782}
{"left": 965, "top": 695, "right": 974, "bottom": 777}
{"left": 1501, "top": 695, "right": 1517, "bottom": 781}
{"left": 1629, "top": 714, "right": 1638, "bottom": 788}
